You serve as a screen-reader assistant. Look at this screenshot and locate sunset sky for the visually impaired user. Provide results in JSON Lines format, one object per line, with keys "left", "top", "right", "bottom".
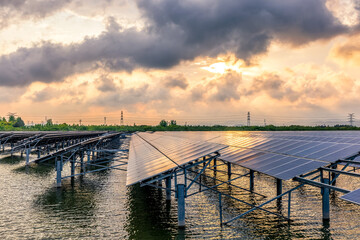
{"left": 1, "top": 0, "right": 360, "bottom": 126}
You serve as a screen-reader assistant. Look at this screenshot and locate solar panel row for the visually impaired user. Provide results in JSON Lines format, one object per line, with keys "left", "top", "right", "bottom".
{"left": 209, "top": 135, "right": 360, "bottom": 163}
{"left": 152, "top": 131, "right": 360, "bottom": 180}
{"left": 126, "top": 133, "right": 227, "bottom": 186}
{"left": 219, "top": 146, "right": 325, "bottom": 180}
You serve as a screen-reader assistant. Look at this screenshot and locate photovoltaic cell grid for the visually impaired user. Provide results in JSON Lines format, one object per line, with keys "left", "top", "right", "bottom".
{"left": 126, "top": 133, "right": 227, "bottom": 186}
{"left": 154, "top": 131, "right": 360, "bottom": 180}
{"left": 219, "top": 146, "right": 326, "bottom": 180}
{"left": 340, "top": 188, "right": 360, "bottom": 205}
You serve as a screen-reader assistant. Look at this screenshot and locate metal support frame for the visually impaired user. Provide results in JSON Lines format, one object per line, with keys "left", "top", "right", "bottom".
{"left": 56, "top": 159, "right": 62, "bottom": 188}
{"left": 26, "top": 147, "right": 31, "bottom": 165}
{"left": 166, "top": 177, "right": 171, "bottom": 200}
{"left": 177, "top": 184, "right": 185, "bottom": 227}
{"left": 322, "top": 178, "right": 330, "bottom": 220}
{"left": 250, "top": 170, "right": 254, "bottom": 192}
{"left": 227, "top": 162, "right": 231, "bottom": 177}
{"left": 276, "top": 178, "right": 282, "bottom": 196}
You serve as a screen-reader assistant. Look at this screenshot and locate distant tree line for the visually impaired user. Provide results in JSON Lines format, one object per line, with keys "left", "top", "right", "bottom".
{"left": 0, "top": 116, "right": 359, "bottom": 132}
{"left": 0, "top": 114, "right": 25, "bottom": 129}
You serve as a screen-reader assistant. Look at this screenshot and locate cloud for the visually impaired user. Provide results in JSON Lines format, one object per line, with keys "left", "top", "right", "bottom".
{"left": 137, "top": 0, "right": 349, "bottom": 57}
{"left": 92, "top": 81, "right": 170, "bottom": 108}
{"left": 330, "top": 34, "right": 360, "bottom": 66}
{"left": 163, "top": 74, "right": 188, "bottom": 89}
{"left": 0, "top": 0, "right": 354, "bottom": 87}
{"left": 210, "top": 72, "right": 242, "bottom": 101}
{"left": 96, "top": 75, "right": 118, "bottom": 92}
{"left": 30, "top": 87, "right": 59, "bottom": 102}
{"left": 0, "top": 0, "right": 72, "bottom": 29}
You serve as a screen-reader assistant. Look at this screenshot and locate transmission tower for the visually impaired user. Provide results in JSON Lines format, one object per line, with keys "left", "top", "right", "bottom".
{"left": 247, "top": 112, "right": 251, "bottom": 127}
{"left": 79, "top": 119, "right": 82, "bottom": 126}
{"left": 7, "top": 112, "right": 17, "bottom": 119}
{"left": 120, "top": 111, "right": 124, "bottom": 125}
{"left": 264, "top": 119, "right": 266, "bottom": 127}
{"left": 348, "top": 113, "right": 355, "bottom": 126}
{"left": 104, "top": 117, "right": 107, "bottom": 125}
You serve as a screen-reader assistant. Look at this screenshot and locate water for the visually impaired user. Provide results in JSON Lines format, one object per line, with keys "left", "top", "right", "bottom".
{"left": 0, "top": 133, "right": 360, "bottom": 239}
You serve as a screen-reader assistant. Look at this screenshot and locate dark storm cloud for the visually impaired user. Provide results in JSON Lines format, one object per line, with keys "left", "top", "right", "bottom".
{"left": 0, "top": 0, "right": 353, "bottom": 86}
{"left": 137, "top": 0, "right": 348, "bottom": 58}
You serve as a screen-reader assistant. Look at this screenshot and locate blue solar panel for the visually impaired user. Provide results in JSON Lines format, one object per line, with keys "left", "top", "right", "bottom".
{"left": 340, "top": 188, "right": 360, "bottom": 205}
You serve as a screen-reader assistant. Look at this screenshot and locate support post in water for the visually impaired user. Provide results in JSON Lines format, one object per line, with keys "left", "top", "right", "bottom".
{"left": 219, "top": 192, "right": 223, "bottom": 226}
{"left": 80, "top": 152, "right": 84, "bottom": 172}
{"left": 227, "top": 162, "right": 232, "bottom": 177}
{"left": 56, "top": 159, "right": 62, "bottom": 188}
{"left": 276, "top": 178, "right": 282, "bottom": 196}
{"left": 177, "top": 184, "right": 185, "bottom": 228}
{"left": 166, "top": 177, "right": 171, "bottom": 201}
{"left": 331, "top": 164, "right": 337, "bottom": 186}
{"left": 250, "top": 170, "right": 254, "bottom": 192}
{"left": 288, "top": 191, "right": 291, "bottom": 220}
{"left": 71, "top": 154, "right": 75, "bottom": 181}
{"left": 26, "top": 147, "right": 30, "bottom": 165}
{"left": 322, "top": 178, "right": 330, "bottom": 221}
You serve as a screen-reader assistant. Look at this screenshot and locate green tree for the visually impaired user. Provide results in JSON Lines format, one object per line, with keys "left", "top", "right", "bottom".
{"left": 8, "top": 115, "right": 15, "bottom": 122}
{"left": 159, "top": 119, "right": 168, "bottom": 127}
{"left": 46, "top": 119, "right": 53, "bottom": 126}
{"left": 170, "top": 120, "right": 177, "bottom": 126}
{"left": 13, "top": 117, "right": 25, "bottom": 127}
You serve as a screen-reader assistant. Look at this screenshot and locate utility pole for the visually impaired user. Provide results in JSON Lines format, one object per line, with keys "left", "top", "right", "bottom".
{"left": 104, "top": 117, "right": 107, "bottom": 125}
{"left": 247, "top": 112, "right": 251, "bottom": 127}
{"left": 348, "top": 113, "right": 355, "bottom": 126}
{"left": 79, "top": 119, "right": 82, "bottom": 126}
{"left": 120, "top": 111, "right": 124, "bottom": 125}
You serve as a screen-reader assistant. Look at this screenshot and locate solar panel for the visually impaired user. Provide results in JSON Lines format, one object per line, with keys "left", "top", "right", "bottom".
{"left": 126, "top": 133, "right": 227, "bottom": 186}
{"left": 144, "top": 131, "right": 360, "bottom": 180}
{"left": 216, "top": 146, "right": 327, "bottom": 180}
{"left": 340, "top": 188, "right": 360, "bottom": 205}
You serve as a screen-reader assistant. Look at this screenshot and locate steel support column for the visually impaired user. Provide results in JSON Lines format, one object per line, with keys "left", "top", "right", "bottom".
{"left": 276, "top": 178, "right": 282, "bottom": 196}
{"left": 71, "top": 155, "right": 75, "bottom": 181}
{"left": 250, "top": 170, "right": 254, "bottom": 192}
{"left": 80, "top": 152, "right": 84, "bottom": 172}
{"left": 166, "top": 177, "right": 171, "bottom": 200}
{"left": 177, "top": 184, "right": 185, "bottom": 227}
{"left": 227, "top": 162, "right": 231, "bottom": 177}
{"left": 331, "top": 164, "right": 337, "bottom": 186}
{"left": 26, "top": 147, "right": 30, "bottom": 165}
{"left": 56, "top": 160, "right": 62, "bottom": 188}
{"left": 322, "top": 178, "right": 330, "bottom": 221}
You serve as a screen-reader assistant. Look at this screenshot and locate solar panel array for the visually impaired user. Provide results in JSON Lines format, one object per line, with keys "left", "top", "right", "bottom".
{"left": 126, "top": 132, "right": 227, "bottom": 186}
{"left": 340, "top": 188, "right": 360, "bottom": 205}
{"left": 154, "top": 131, "right": 360, "bottom": 180}
{"left": 219, "top": 147, "right": 325, "bottom": 180}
